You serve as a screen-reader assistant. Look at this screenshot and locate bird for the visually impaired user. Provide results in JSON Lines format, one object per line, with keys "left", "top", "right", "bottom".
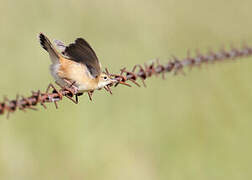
{"left": 38, "top": 33, "right": 116, "bottom": 102}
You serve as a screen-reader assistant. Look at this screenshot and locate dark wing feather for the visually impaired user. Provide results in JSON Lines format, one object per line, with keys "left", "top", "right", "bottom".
{"left": 63, "top": 38, "right": 101, "bottom": 78}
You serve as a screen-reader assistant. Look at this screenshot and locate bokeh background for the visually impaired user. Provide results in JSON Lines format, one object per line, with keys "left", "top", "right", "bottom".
{"left": 0, "top": 0, "right": 252, "bottom": 179}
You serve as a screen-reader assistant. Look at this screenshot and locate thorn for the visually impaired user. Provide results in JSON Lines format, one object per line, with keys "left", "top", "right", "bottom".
{"left": 118, "top": 81, "right": 131, "bottom": 87}
{"left": 129, "top": 79, "right": 140, "bottom": 87}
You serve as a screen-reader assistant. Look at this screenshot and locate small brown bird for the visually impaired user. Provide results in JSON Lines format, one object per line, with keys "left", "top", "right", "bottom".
{"left": 39, "top": 33, "right": 115, "bottom": 101}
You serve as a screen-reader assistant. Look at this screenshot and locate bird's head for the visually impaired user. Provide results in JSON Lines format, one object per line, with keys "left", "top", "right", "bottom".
{"left": 97, "top": 73, "right": 117, "bottom": 89}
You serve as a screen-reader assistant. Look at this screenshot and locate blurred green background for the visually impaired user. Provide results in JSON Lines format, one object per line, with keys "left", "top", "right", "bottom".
{"left": 0, "top": 0, "right": 252, "bottom": 179}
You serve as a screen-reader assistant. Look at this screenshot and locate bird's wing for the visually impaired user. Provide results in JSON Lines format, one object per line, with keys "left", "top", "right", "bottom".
{"left": 39, "top": 33, "right": 60, "bottom": 64}
{"left": 54, "top": 39, "right": 66, "bottom": 52}
{"left": 62, "top": 38, "right": 101, "bottom": 78}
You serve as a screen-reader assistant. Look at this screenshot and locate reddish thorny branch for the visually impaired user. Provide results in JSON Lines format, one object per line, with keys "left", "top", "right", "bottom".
{"left": 1, "top": 44, "right": 252, "bottom": 117}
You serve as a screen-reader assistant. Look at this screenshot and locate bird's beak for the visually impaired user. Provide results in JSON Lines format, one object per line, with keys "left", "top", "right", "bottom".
{"left": 105, "top": 78, "right": 117, "bottom": 87}
{"left": 110, "top": 78, "right": 118, "bottom": 83}
{"left": 108, "top": 78, "right": 131, "bottom": 87}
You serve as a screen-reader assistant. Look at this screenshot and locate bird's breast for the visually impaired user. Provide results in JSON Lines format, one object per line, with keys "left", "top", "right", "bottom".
{"left": 56, "top": 57, "right": 99, "bottom": 91}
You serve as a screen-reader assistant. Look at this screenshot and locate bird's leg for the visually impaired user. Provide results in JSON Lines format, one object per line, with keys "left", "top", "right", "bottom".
{"left": 104, "top": 85, "right": 112, "bottom": 94}
{"left": 63, "top": 80, "right": 82, "bottom": 103}
{"left": 87, "top": 91, "right": 94, "bottom": 101}
{"left": 63, "top": 79, "right": 79, "bottom": 94}
{"left": 75, "top": 93, "right": 83, "bottom": 103}
{"left": 56, "top": 79, "right": 79, "bottom": 104}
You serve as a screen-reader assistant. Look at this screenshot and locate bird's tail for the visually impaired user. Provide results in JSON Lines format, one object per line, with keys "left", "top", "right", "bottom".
{"left": 39, "top": 33, "right": 60, "bottom": 63}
